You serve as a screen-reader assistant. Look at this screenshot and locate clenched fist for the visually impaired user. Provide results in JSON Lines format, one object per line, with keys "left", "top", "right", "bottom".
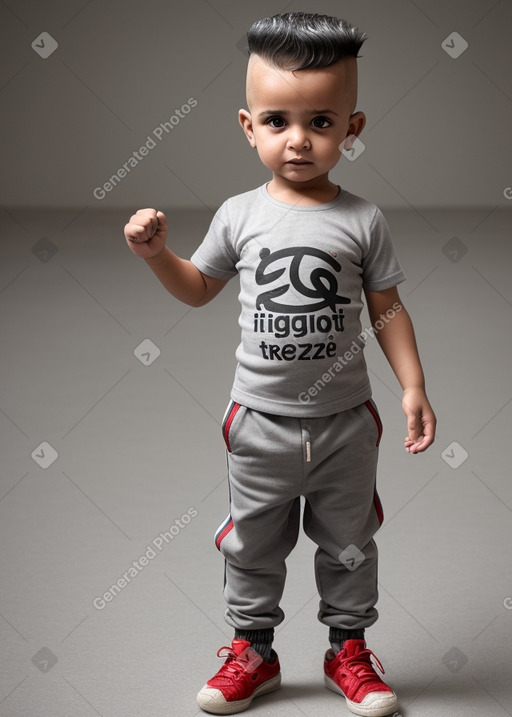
{"left": 124, "top": 208, "right": 168, "bottom": 260}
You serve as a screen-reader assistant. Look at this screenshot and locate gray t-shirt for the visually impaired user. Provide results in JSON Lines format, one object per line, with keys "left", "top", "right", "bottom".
{"left": 190, "top": 184, "right": 406, "bottom": 417}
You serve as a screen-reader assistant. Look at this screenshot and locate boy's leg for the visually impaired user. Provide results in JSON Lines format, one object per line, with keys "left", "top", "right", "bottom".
{"left": 197, "top": 403, "right": 302, "bottom": 714}
{"left": 302, "top": 399, "right": 399, "bottom": 716}
{"left": 302, "top": 399, "right": 384, "bottom": 633}
{"left": 217, "top": 402, "right": 304, "bottom": 636}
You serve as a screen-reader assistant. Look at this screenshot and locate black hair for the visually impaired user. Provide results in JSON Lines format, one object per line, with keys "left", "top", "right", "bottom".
{"left": 247, "top": 12, "right": 366, "bottom": 71}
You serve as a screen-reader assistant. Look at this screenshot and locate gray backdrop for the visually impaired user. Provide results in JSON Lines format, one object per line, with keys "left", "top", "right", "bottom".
{"left": 1, "top": 0, "right": 511, "bottom": 209}
{"left": 1, "top": 1, "right": 511, "bottom": 716}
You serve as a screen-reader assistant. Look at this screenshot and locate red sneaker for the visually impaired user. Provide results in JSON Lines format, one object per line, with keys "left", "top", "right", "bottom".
{"left": 197, "top": 639, "right": 281, "bottom": 714}
{"left": 324, "top": 639, "right": 398, "bottom": 717}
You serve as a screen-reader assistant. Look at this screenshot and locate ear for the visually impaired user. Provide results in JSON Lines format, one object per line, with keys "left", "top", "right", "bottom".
{"left": 239, "top": 109, "right": 256, "bottom": 147}
{"left": 347, "top": 111, "right": 366, "bottom": 139}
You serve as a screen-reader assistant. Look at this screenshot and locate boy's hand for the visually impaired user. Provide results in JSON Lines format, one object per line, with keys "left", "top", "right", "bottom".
{"left": 402, "top": 387, "right": 436, "bottom": 454}
{"left": 124, "top": 208, "right": 168, "bottom": 259}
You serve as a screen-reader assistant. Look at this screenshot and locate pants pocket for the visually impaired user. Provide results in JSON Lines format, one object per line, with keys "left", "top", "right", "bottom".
{"left": 221, "top": 400, "right": 243, "bottom": 452}
{"left": 214, "top": 513, "right": 234, "bottom": 551}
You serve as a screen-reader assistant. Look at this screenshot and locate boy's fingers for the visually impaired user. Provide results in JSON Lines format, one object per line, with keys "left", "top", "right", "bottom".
{"left": 407, "top": 414, "right": 420, "bottom": 442}
{"left": 420, "top": 433, "right": 435, "bottom": 450}
{"left": 412, "top": 435, "right": 433, "bottom": 453}
{"left": 138, "top": 209, "right": 167, "bottom": 238}
{"left": 129, "top": 209, "right": 155, "bottom": 225}
{"left": 125, "top": 223, "right": 148, "bottom": 242}
{"left": 124, "top": 223, "right": 142, "bottom": 242}
{"left": 136, "top": 208, "right": 158, "bottom": 219}
{"left": 405, "top": 419, "right": 436, "bottom": 453}
{"left": 422, "top": 418, "right": 436, "bottom": 447}
{"left": 125, "top": 209, "right": 162, "bottom": 242}
{"left": 155, "top": 210, "right": 168, "bottom": 234}
{"left": 139, "top": 209, "right": 159, "bottom": 238}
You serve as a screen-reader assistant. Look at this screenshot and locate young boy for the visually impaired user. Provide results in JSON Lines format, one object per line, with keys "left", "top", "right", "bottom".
{"left": 124, "top": 12, "right": 436, "bottom": 717}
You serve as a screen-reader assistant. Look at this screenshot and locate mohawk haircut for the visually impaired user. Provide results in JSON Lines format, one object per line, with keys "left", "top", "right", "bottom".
{"left": 247, "top": 12, "right": 367, "bottom": 71}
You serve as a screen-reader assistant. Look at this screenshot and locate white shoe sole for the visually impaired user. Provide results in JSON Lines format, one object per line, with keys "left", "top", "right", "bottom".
{"left": 325, "top": 674, "right": 399, "bottom": 717}
{"left": 197, "top": 672, "right": 281, "bottom": 714}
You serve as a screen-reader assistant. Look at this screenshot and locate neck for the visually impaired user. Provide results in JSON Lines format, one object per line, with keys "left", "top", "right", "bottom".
{"left": 267, "top": 175, "right": 340, "bottom": 206}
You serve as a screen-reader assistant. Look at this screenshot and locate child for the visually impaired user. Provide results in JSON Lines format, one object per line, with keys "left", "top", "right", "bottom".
{"left": 124, "top": 12, "right": 436, "bottom": 717}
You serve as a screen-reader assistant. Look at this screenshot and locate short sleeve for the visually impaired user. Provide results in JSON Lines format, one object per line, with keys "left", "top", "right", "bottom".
{"left": 190, "top": 200, "right": 239, "bottom": 280}
{"left": 362, "top": 208, "right": 406, "bottom": 291}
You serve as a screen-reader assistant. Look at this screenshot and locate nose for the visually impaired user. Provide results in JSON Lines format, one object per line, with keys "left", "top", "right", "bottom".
{"left": 287, "top": 126, "right": 311, "bottom": 151}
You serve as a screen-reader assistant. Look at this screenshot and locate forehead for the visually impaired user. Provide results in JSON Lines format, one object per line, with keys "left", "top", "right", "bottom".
{"left": 245, "top": 55, "right": 357, "bottom": 112}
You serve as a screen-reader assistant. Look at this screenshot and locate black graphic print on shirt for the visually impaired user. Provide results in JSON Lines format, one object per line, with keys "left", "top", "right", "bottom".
{"left": 253, "top": 246, "right": 351, "bottom": 361}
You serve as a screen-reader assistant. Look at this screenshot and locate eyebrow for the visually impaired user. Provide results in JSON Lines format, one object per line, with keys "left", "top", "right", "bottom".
{"left": 258, "top": 109, "right": 339, "bottom": 118}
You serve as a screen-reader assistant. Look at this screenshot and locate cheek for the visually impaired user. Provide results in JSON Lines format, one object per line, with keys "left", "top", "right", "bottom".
{"left": 319, "top": 137, "right": 344, "bottom": 160}
{"left": 253, "top": 132, "right": 281, "bottom": 156}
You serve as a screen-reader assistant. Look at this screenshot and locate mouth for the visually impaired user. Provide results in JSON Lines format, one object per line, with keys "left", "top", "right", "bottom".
{"left": 287, "top": 158, "right": 313, "bottom": 165}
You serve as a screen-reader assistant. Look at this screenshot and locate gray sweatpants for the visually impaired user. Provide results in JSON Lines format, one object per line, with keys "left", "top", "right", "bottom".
{"left": 214, "top": 399, "right": 384, "bottom": 632}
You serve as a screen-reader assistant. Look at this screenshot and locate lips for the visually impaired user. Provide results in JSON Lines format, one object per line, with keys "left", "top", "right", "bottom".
{"left": 287, "top": 158, "right": 312, "bottom": 165}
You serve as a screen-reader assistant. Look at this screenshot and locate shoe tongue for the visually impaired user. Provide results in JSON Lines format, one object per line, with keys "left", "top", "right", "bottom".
{"left": 231, "top": 639, "right": 252, "bottom": 656}
{"left": 342, "top": 639, "right": 366, "bottom": 657}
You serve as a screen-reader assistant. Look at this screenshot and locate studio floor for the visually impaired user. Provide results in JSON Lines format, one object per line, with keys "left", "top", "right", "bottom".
{"left": 1, "top": 205, "right": 511, "bottom": 716}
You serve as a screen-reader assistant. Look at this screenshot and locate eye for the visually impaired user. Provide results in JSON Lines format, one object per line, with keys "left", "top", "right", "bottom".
{"left": 312, "top": 116, "right": 331, "bottom": 128}
{"left": 265, "top": 116, "right": 286, "bottom": 128}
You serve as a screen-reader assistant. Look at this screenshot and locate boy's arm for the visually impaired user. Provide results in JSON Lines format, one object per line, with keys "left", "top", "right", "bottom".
{"left": 144, "top": 246, "right": 228, "bottom": 307}
{"left": 364, "top": 285, "right": 436, "bottom": 454}
{"left": 124, "top": 208, "right": 228, "bottom": 307}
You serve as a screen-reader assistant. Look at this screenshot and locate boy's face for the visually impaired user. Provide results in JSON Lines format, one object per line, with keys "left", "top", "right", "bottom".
{"left": 239, "top": 55, "right": 365, "bottom": 190}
